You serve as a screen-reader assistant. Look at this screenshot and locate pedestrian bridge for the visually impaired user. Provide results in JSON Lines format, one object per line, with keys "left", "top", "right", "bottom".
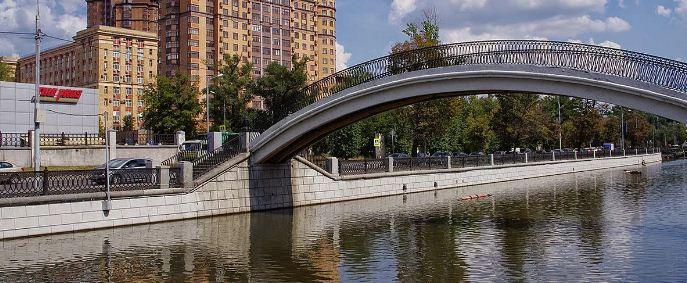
{"left": 251, "top": 40, "right": 687, "bottom": 163}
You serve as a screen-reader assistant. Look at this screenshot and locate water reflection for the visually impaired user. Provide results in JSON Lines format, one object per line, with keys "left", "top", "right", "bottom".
{"left": 1, "top": 161, "right": 686, "bottom": 282}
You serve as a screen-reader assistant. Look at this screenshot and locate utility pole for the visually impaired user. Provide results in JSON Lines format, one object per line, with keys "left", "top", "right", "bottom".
{"left": 557, "top": 96, "right": 562, "bottom": 150}
{"left": 33, "top": 0, "right": 42, "bottom": 171}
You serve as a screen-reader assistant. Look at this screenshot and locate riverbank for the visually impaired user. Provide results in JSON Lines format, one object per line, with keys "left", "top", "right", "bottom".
{"left": 0, "top": 153, "right": 661, "bottom": 240}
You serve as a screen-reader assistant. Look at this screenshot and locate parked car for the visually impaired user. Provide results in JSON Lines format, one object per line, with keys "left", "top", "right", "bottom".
{"left": 452, "top": 152, "right": 468, "bottom": 158}
{"left": 388, "top": 153, "right": 410, "bottom": 158}
{"left": 431, "top": 151, "right": 452, "bottom": 157}
{"left": 493, "top": 151, "right": 508, "bottom": 155}
{"left": 415, "top": 152, "right": 430, "bottom": 158}
{"left": 177, "top": 140, "right": 208, "bottom": 161}
{"left": 91, "top": 158, "right": 153, "bottom": 185}
{"left": 469, "top": 152, "right": 485, "bottom": 156}
{"left": 0, "top": 161, "right": 23, "bottom": 184}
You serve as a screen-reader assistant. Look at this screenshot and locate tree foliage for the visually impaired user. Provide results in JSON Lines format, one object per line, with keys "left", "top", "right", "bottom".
{"left": 142, "top": 74, "right": 202, "bottom": 136}
{"left": 0, "top": 61, "right": 11, "bottom": 81}
{"left": 252, "top": 56, "right": 310, "bottom": 124}
{"left": 208, "top": 54, "right": 253, "bottom": 132}
{"left": 122, "top": 115, "right": 135, "bottom": 132}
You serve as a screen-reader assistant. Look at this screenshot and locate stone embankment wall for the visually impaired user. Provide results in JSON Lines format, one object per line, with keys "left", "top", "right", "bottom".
{"left": 0, "top": 154, "right": 661, "bottom": 240}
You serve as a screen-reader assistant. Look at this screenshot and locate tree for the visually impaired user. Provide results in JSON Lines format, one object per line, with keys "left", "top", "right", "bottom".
{"left": 493, "top": 93, "right": 553, "bottom": 150}
{"left": 208, "top": 54, "right": 254, "bottom": 132}
{"left": 252, "top": 56, "right": 310, "bottom": 124}
{"left": 122, "top": 115, "right": 135, "bottom": 131}
{"left": 565, "top": 100, "right": 604, "bottom": 148}
{"left": 326, "top": 123, "right": 364, "bottom": 159}
{"left": 625, "top": 110, "right": 651, "bottom": 148}
{"left": 0, "top": 61, "right": 11, "bottom": 81}
{"left": 142, "top": 74, "right": 202, "bottom": 136}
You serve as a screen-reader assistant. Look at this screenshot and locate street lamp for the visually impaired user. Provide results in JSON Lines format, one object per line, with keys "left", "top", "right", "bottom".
{"left": 206, "top": 73, "right": 224, "bottom": 133}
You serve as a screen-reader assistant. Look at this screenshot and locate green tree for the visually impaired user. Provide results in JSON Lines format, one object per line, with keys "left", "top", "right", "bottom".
{"left": 565, "top": 100, "right": 604, "bottom": 148}
{"left": 0, "top": 61, "right": 10, "bottom": 81}
{"left": 142, "top": 74, "right": 202, "bottom": 136}
{"left": 463, "top": 96, "right": 497, "bottom": 152}
{"left": 493, "top": 93, "right": 553, "bottom": 150}
{"left": 253, "top": 56, "right": 310, "bottom": 124}
{"left": 122, "top": 115, "right": 135, "bottom": 131}
{"left": 208, "top": 54, "right": 254, "bottom": 132}
{"left": 326, "top": 123, "right": 364, "bottom": 159}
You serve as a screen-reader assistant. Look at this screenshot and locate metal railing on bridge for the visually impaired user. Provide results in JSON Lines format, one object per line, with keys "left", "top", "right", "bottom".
{"left": 278, "top": 40, "right": 687, "bottom": 122}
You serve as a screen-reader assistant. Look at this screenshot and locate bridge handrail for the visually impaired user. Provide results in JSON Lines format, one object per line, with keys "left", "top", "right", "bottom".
{"left": 288, "top": 40, "right": 687, "bottom": 122}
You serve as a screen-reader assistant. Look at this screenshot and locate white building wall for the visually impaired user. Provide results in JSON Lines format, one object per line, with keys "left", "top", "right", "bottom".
{"left": 0, "top": 81, "right": 98, "bottom": 134}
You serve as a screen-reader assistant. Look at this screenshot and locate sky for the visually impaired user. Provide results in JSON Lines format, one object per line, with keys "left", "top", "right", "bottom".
{"left": 0, "top": 0, "right": 685, "bottom": 70}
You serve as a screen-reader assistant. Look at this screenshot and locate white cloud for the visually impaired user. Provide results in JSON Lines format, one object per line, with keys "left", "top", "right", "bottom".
{"left": 389, "top": 0, "right": 417, "bottom": 24}
{"left": 336, "top": 42, "right": 352, "bottom": 71}
{"left": 568, "top": 38, "right": 621, "bottom": 49}
{"left": 0, "top": 1, "right": 86, "bottom": 56}
{"left": 677, "top": 0, "right": 687, "bottom": 18}
{"left": 656, "top": 5, "right": 672, "bottom": 17}
{"left": 441, "top": 15, "right": 630, "bottom": 42}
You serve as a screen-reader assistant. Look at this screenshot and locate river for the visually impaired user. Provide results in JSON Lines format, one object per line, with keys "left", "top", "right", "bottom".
{"left": 1, "top": 160, "right": 686, "bottom": 282}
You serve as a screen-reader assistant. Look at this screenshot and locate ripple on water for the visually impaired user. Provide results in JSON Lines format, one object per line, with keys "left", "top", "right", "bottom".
{"left": 0, "top": 161, "right": 687, "bottom": 281}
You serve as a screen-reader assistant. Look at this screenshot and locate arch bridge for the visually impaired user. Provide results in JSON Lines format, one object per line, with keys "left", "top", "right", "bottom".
{"left": 250, "top": 40, "right": 687, "bottom": 164}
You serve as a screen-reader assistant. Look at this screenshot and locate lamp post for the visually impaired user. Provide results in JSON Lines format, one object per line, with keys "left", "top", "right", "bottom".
{"left": 206, "top": 73, "right": 224, "bottom": 133}
{"left": 557, "top": 96, "right": 562, "bottom": 150}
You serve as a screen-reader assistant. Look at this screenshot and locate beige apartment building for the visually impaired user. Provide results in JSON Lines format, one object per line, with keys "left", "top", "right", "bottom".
{"left": 158, "top": 0, "right": 337, "bottom": 109}
{"left": 17, "top": 26, "right": 158, "bottom": 130}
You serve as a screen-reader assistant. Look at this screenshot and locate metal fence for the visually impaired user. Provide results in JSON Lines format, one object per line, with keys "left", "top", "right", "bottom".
{"left": 275, "top": 40, "right": 687, "bottom": 122}
{"left": 0, "top": 168, "right": 160, "bottom": 199}
{"left": 116, "top": 131, "right": 175, "bottom": 145}
{"left": 192, "top": 135, "right": 243, "bottom": 178}
{"left": 339, "top": 159, "right": 388, "bottom": 175}
{"left": 0, "top": 132, "right": 104, "bottom": 147}
{"left": 393, "top": 157, "right": 450, "bottom": 172}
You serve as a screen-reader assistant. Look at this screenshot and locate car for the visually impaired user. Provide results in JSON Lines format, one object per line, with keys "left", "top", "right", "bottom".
{"left": 91, "top": 158, "right": 153, "bottom": 185}
{"left": 452, "top": 152, "right": 468, "bottom": 158}
{"left": 431, "top": 151, "right": 452, "bottom": 157}
{"left": 0, "top": 161, "right": 21, "bottom": 173}
{"left": 469, "top": 152, "right": 485, "bottom": 156}
{"left": 493, "top": 151, "right": 508, "bottom": 155}
{"left": 177, "top": 140, "right": 208, "bottom": 161}
{"left": 0, "top": 161, "right": 23, "bottom": 184}
{"left": 388, "top": 153, "right": 410, "bottom": 158}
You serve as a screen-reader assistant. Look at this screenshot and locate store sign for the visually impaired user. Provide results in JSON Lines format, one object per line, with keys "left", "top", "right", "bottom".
{"left": 39, "top": 87, "right": 83, "bottom": 104}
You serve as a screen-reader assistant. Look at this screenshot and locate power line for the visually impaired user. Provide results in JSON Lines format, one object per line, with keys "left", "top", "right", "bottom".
{"left": 0, "top": 31, "right": 35, "bottom": 36}
{"left": 41, "top": 33, "right": 73, "bottom": 43}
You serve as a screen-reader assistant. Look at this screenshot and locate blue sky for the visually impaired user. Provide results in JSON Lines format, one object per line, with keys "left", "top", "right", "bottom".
{"left": 336, "top": 0, "right": 687, "bottom": 68}
{"left": 0, "top": 0, "right": 685, "bottom": 70}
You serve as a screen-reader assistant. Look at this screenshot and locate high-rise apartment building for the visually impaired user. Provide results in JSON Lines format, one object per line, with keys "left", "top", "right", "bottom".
{"left": 17, "top": 26, "right": 158, "bottom": 130}
{"left": 87, "top": 0, "right": 160, "bottom": 33}
{"left": 158, "top": 0, "right": 336, "bottom": 98}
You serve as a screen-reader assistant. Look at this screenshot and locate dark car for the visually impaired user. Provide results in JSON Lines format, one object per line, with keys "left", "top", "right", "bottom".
{"left": 91, "top": 158, "right": 153, "bottom": 185}
{"left": 469, "top": 152, "right": 485, "bottom": 156}
{"left": 452, "top": 152, "right": 468, "bottom": 158}
{"left": 388, "top": 153, "right": 410, "bottom": 158}
{"left": 431, "top": 151, "right": 452, "bottom": 157}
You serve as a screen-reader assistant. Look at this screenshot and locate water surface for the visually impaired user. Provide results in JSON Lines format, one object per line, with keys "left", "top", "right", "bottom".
{"left": 1, "top": 160, "right": 686, "bottom": 282}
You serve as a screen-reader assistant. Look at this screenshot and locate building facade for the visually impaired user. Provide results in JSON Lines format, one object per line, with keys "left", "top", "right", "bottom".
{"left": 17, "top": 26, "right": 158, "bottom": 131}
{"left": 86, "top": 0, "right": 160, "bottom": 33}
{"left": 0, "top": 81, "right": 98, "bottom": 134}
{"left": 157, "top": 0, "right": 336, "bottom": 102}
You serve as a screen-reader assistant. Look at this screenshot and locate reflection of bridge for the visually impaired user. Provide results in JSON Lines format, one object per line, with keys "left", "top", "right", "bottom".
{"left": 250, "top": 40, "right": 687, "bottom": 163}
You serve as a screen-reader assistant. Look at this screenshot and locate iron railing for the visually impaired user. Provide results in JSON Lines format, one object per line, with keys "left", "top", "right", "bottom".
{"left": 0, "top": 132, "right": 104, "bottom": 147}
{"left": 339, "top": 159, "right": 388, "bottom": 175}
{"left": 0, "top": 168, "right": 159, "bottom": 199}
{"left": 116, "top": 131, "right": 175, "bottom": 145}
{"left": 192, "top": 135, "right": 243, "bottom": 178}
{"left": 161, "top": 151, "right": 207, "bottom": 167}
{"left": 278, "top": 40, "right": 687, "bottom": 122}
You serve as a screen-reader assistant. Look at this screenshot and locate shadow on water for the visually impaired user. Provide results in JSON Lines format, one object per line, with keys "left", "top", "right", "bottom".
{"left": 1, "top": 161, "right": 687, "bottom": 282}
